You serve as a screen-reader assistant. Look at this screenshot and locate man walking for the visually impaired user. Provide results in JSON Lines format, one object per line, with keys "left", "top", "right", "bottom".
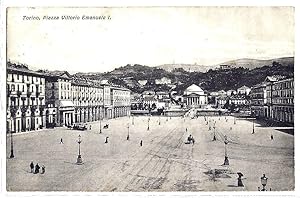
{"left": 41, "top": 165, "right": 45, "bottom": 174}
{"left": 60, "top": 138, "right": 64, "bottom": 144}
{"left": 34, "top": 163, "right": 40, "bottom": 174}
{"left": 30, "top": 161, "right": 34, "bottom": 173}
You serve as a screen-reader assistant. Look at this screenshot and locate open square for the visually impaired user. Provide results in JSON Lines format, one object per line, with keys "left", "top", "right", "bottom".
{"left": 6, "top": 115, "right": 294, "bottom": 191}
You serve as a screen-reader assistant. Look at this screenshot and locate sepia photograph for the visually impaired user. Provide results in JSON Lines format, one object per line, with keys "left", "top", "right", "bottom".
{"left": 2, "top": 5, "right": 296, "bottom": 194}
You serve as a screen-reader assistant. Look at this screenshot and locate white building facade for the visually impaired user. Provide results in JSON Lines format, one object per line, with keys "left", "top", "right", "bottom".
{"left": 183, "top": 84, "right": 208, "bottom": 108}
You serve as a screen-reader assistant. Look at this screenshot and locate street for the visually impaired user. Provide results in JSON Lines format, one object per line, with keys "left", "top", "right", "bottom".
{"left": 6, "top": 115, "right": 294, "bottom": 191}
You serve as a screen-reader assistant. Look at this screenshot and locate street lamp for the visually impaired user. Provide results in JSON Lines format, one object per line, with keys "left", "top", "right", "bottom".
{"left": 147, "top": 117, "right": 150, "bottom": 131}
{"left": 132, "top": 115, "right": 134, "bottom": 125}
{"left": 252, "top": 118, "right": 255, "bottom": 134}
{"left": 260, "top": 174, "right": 268, "bottom": 191}
{"left": 127, "top": 123, "right": 130, "bottom": 140}
{"left": 99, "top": 115, "right": 102, "bottom": 134}
{"left": 223, "top": 135, "right": 229, "bottom": 165}
{"left": 212, "top": 126, "right": 216, "bottom": 141}
{"left": 76, "top": 135, "right": 83, "bottom": 165}
{"left": 10, "top": 128, "right": 14, "bottom": 158}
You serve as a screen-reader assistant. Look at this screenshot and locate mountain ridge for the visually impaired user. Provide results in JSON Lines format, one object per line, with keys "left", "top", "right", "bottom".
{"left": 156, "top": 57, "right": 294, "bottom": 72}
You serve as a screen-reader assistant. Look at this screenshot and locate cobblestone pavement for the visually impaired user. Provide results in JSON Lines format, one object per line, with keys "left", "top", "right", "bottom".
{"left": 6, "top": 116, "right": 294, "bottom": 191}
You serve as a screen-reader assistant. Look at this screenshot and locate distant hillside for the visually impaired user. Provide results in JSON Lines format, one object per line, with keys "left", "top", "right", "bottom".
{"left": 156, "top": 57, "right": 294, "bottom": 72}
{"left": 157, "top": 64, "right": 217, "bottom": 73}
{"left": 71, "top": 57, "right": 293, "bottom": 94}
{"left": 216, "top": 57, "right": 294, "bottom": 70}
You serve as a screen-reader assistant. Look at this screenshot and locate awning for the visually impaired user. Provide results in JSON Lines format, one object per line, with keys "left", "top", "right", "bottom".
{"left": 59, "top": 100, "right": 74, "bottom": 109}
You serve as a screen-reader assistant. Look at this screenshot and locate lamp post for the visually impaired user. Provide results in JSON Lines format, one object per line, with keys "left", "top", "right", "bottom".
{"left": 234, "top": 117, "right": 236, "bottom": 125}
{"left": 223, "top": 135, "right": 229, "bottom": 165}
{"left": 260, "top": 174, "right": 268, "bottom": 191}
{"left": 10, "top": 127, "right": 14, "bottom": 158}
{"left": 132, "top": 115, "right": 134, "bottom": 125}
{"left": 76, "top": 135, "right": 83, "bottom": 165}
{"left": 127, "top": 123, "right": 130, "bottom": 140}
{"left": 159, "top": 116, "right": 161, "bottom": 125}
{"left": 252, "top": 118, "right": 255, "bottom": 134}
{"left": 99, "top": 115, "right": 102, "bottom": 134}
{"left": 212, "top": 126, "right": 216, "bottom": 141}
{"left": 147, "top": 117, "right": 150, "bottom": 131}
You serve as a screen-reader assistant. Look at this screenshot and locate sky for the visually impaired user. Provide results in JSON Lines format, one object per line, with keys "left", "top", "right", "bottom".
{"left": 7, "top": 7, "right": 294, "bottom": 73}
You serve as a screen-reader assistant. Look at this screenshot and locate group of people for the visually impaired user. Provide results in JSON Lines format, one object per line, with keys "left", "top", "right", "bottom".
{"left": 187, "top": 134, "right": 195, "bottom": 145}
{"left": 30, "top": 162, "right": 45, "bottom": 174}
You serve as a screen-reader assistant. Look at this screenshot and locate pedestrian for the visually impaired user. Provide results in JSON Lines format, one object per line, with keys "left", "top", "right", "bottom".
{"left": 140, "top": 140, "right": 143, "bottom": 147}
{"left": 186, "top": 128, "right": 188, "bottom": 132}
{"left": 105, "top": 137, "right": 109, "bottom": 143}
{"left": 90, "top": 125, "right": 92, "bottom": 130}
{"left": 41, "top": 165, "right": 45, "bottom": 174}
{"left": 187, "top": 134, "right": 192, "bottom": 144}
{"left": 30, "top": 161, "right": 34, "bottom": 173}
{"left": 34, "top": 163, "right": 40, "bottom": 174}
{"left": 271, "top": 134, "right": 274, "bottom": 140}
{"left": 60, "top": 138, "right": 64, "bottom": 144}
{"left": 192, "top": 137, "right": 195, "bottom": 145}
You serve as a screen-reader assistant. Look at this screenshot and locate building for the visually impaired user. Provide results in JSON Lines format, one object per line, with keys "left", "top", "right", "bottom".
{"left": 7, "top": 63, "right": 131, "bottom": 133}
{"left": 249, "top": 75, "right": 294, "bottom": 125}
{"left": 217, "top": 90, "right": 227, "bottom": 96}
{"left": 250, "top": 83, "right": 267, "bottom": 117}
{"left": 226, "top": 89, "right": 237, "bottom": 96}
{"left": 215, "top": 96, "right": 228, "bottom": 108}
{"left": 218, "top": 64, "right": 231, "bottom": 70}
{"left": 111, "top": 86, "right": 131, "bottom": 118}
{"left": 44, "top": 71, "right": 74, "bottom": 126}
{"left": 156, "top": 91, "right": 169, "bottom": 100}
{"left": 210, "top": 91, "right": 220, "bottom": 97}
{"left": 102, "top": 83, "right": 113, "bottom": 119}
{"left": 138, "top": 80, "right": 148, "bottom": 86}
{"left": 229, "top": 95, "right": 249, "bottom": 106}
{"left": 216, "top": 94, "right": 250, "bottom": 108}
{"left": 71, "top": 78, "right": 104, "bottom": 123}
{"left": 237, "top": 85, "right": 251, "bottom": 95}
{"left": 155, "top": 77, "right": 172, "bottom": 85}
{"left": 143, "top": 95, "right": 158, "bottom": 110}
{"left": 272, "top": 78, "right": 294, "bottom": 124}
{"left": 183, "top": 84, "right": 208, "bottom": 108}
{"left": 7, "top": 65, "right": 47, "bottom": 133}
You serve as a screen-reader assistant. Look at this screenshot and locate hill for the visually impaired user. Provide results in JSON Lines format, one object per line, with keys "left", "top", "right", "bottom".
{"left": 216, "top": 57, "right": 294, "bottom": 70}
{"left": 156, "top": 64, "right": 217, "bottom": 73}
{"left": 156, "top": 57, "right": 294, "bottom": 72}
{"left": 71, "top": 57, "right": 293, "bottom": 94}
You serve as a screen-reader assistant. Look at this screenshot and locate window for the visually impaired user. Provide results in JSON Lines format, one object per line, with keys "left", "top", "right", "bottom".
{"left": 11, "top": 84, "right": 15, "bottom": 91}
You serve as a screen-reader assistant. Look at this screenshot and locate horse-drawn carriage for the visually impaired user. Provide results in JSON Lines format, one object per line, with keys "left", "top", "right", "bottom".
{"left": 70, "top": 123, "right": 87, "bottom": 131}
